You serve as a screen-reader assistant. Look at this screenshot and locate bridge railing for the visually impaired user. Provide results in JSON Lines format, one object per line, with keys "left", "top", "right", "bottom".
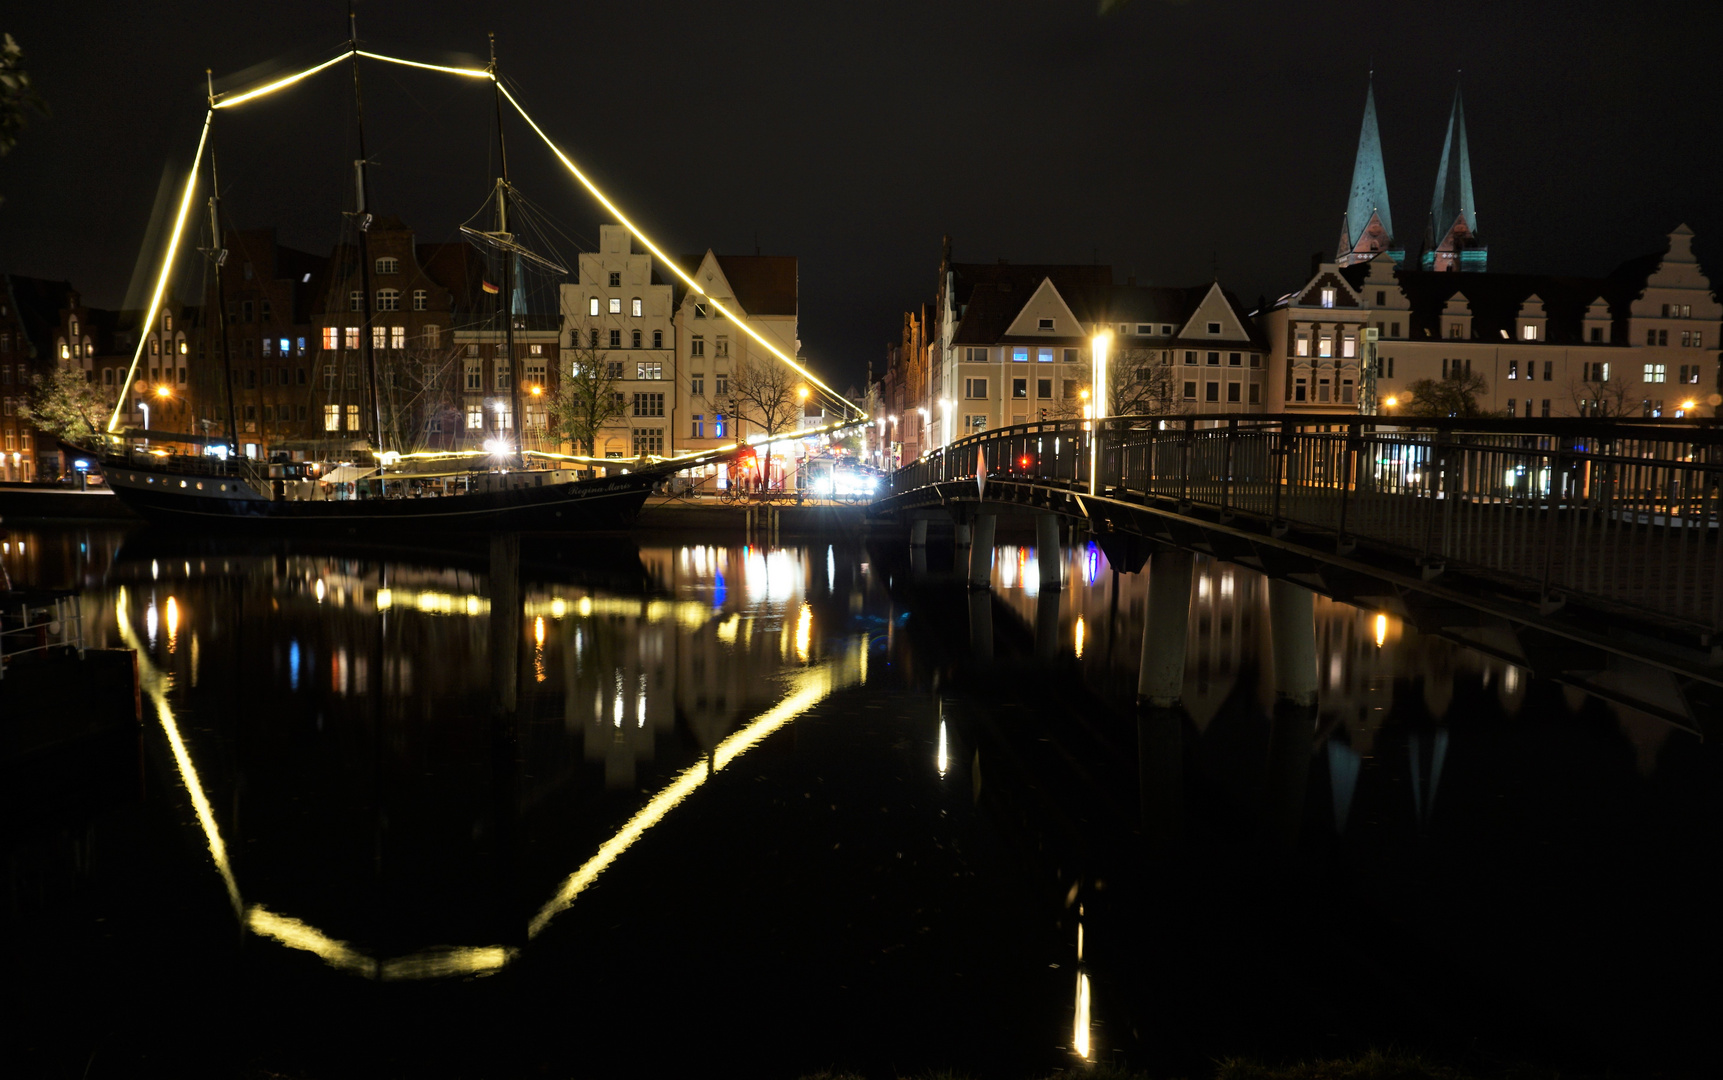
{"left": 890, "top": 414, "right": 1723, "bottom": 633}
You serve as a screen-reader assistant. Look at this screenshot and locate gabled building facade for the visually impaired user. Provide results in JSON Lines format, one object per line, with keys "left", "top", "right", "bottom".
{"left": 561, "top": 224, "right": 676, "bottom": 459}
{"left": 674, "top": 250, "right": 799, "bottom": 459}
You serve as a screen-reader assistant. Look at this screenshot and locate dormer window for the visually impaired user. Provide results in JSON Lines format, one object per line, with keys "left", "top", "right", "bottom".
{"left": 1038, "top": 318, "right": 1054, "bottom": 331}
{"left": 694, "top": 303, "right": 709, "bottom": 319}
{"left": 1521, "top": 324, "right": 1538, "bottom": 341}
{"left": 1137, "top": 324, "right": 1152, "bottom": 335}
{"left": 1207, "top": 322, "right": 1221, "bottom": 335}
{"left": 1320, "top": 288, "right": 1336, "bottom": 309}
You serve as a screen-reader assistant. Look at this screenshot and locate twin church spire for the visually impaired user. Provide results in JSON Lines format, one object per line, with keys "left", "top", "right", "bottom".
{"left": 1336, "top": 77, "right": 1487, "bottom": 273}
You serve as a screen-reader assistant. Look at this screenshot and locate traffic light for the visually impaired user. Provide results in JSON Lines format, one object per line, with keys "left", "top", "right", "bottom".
{"left": 1039, "top": 407, "right": 1047, "bottom": 422}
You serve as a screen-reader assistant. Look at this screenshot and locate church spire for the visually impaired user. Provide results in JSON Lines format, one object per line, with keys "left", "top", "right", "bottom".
{"left": 1338, "top": 76, "right": 1396, "bottom": 267}
{"left": 1424, "top": 84, "right": 1486, "bottom": 271}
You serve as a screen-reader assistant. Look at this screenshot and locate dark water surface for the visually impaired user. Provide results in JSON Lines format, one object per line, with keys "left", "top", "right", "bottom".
{"left": 2, "top": 526, "right": 1717, "bottom": 1078}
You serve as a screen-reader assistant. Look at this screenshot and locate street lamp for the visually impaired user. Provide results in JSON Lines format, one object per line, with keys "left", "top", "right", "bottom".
{"left": 1090, "top": 331, "right": 1112, "bottom": 497}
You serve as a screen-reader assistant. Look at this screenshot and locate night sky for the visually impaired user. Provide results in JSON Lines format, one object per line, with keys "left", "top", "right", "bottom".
{"left": 4, "top": 1, "right": 1720, "bottom": 389}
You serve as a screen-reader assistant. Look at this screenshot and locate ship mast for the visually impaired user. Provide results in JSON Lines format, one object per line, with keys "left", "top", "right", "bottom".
{"left": 490, "top": 33, "right": 524, "bottom": 467}
{"left": 350, "top": 4, "right": 385, "bottom": 473}
{"left": 205, "top": 70, "right": 240, "bottom": 462}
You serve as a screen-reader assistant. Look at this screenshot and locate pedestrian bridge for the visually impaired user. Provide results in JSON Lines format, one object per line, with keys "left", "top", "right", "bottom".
{"left": 874, "top": 414, "right": 1723, "bottom": 734}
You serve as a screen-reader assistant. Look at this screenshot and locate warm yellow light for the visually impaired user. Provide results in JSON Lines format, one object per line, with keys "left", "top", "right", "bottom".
{"left": 155, "top": 384, "right": 172, "bottom": 398}
{"left": 1374, "top": 613, "right": 1387, "bottom": 648}
{"left": 109, "top": 110, "right": 212, "bottom": 433}
{"left": 936, "top": 719, "right": 949, "bottom": 778}
{"left": 1073, "top": 971, "right": 1093, "bottom": 1060}
{"left": 1681, "top": 400, "right": 1696, "bottom": 410}
{"left": 165, "top": 595, "right": 180, "bottom": 637}
{"left": 1079, "top": 388, "right": 1090, "bottom": 400}
{"left": 375, "top": 588, "right": 393, "bottom": 610}
{"left": 794, "top": 601, "right": 812, "bottom": 664}
{"left": 531, "top": 385, "right": 543, "bottom": 396}
{"left": 534, "top": 615, "right": 546, "bottom": 646}
{"left": 495, "top": 84, "right": 865, "bottom": 421}
{"left": 314, "top": 579, "right": 326, "bottom": 603}
{"left": 797, "top": 386, "right": 810, "bottom": 400}
{"left": 1385, "top": 396, "right": 1398, "bottom": 408}
{"left": 1074, "top": 615, "right": 1086, "bottom": 659}
{"left": 211, "top": 51, "right": 354, "bottom": 110}
{"left": 354, "top": 50, "right": 493, "bottom": 80}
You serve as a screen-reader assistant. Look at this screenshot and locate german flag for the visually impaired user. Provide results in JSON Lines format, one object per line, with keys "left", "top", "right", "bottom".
{"left": 481, "top": 280, "right": 500, "bottom": 295}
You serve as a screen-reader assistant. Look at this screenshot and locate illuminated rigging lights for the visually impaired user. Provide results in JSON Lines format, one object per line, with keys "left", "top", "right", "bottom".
{"left": 129, "top": 44, "right": 867, "bottom": 452}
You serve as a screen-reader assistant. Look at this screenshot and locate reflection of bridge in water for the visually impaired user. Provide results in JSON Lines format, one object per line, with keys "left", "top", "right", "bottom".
{"left": 877, "top": 414, "right": 1723, "bottom": 734}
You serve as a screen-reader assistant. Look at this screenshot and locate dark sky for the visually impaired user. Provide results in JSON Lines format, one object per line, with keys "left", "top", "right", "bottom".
{"left": 4, "top": 0, "right": 1720, "bottom": 389}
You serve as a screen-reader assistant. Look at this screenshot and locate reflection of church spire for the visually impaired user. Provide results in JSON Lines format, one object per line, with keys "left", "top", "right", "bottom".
{"left": 1338, "top": 76, "right": 1399, "bottom": 267}
{"left": 1423, "top": 86, "right": 1487, "bottom": 271}
{"left": 1408, "top": 728, "right": 1449, "bottom": 829}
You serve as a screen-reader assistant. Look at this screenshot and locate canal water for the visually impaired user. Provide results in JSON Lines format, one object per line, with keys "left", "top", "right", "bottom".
{"left": 2, "top": 526, "right": 1717, "bottom": 1078}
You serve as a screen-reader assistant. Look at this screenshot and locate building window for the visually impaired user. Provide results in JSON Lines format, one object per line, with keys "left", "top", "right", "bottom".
{"left": 1318, "top": 336, "right": 1333, "bottom": 358}
{"left": 1541, "top": 399, "right": 1551, "bottom": 417}
{"left": 609, "top": 298, "right": 622, "bottom": 315}
{"left": 714, "top": 374, "right": 729, "bottom": 396}
{"left": 370, "top": 326, "right": 386, "bottom": 350}
{"left": 589, "top": 297, "right": 600, "bottom": 317}
{"left": 1038, "top": 318, "right": 1054, "bottom": 331}
{"left": 694, "top": 303, "right": 708, "bottom": 319}
{"left": 965, "top": 347, "right": 988, "bottom": 362}
{"left": 715, "top": 337, "right": 729, "bottom": 358}
{"left": 1206, "top": 322, "right": 1221, "bottom": 334}
{"left": 466, "top": 403, "right": 484, "bottom": 430}
{"left": 346, "top": 404, "right": 361, "bottom": 431}
{"left": 690, "top": 375, "right": 705, "bottom": 396}
{"left": 637, "top": 361, "right": 663, "bottom": 380}
{"left": 1012, "top": 347, "right": 1029, "bottom": 362}
{"left": 653, "top": 330, "right": 664, "bottom": 349}
{"left": 1227, "top": 382, "right": 1241, "bottom": 403}
{"left": 1295, "top": 334, "right": 1309, "bottom": 357}
{"left": 715, "top": 412, "right": 726, "bottom": 437}
{"left": 494, "top": 402, "right": 513, "bottom": 430}
{"left": 1293, "top": 377, "right": 1307, "bottom": 402}
{"left": 690, "top": 336, "right": 705, "bottom": 357}
{"left": 1320, "top": 287, "right": 1335, "bottom": 309}
{"left": 1037, "top": 348, "right": 1053, "bottom": 363}
{"left": 965, "top": 415, "right": 987, "bottom": 433}
{"left": 1449, "top": 323, "right": 1463, "bottom": 339}
{"left": 1341, "top": 335, "right": 1356, "bottom": 358}
{"left": 1036, "top": 378, "right": 1052, "bottom": 399}
{"left": 1184, "top": 350, "right": 1197, "bottom": 365}
{"left": 1205, "top": 381, "right": 1219, "bottom": 402}
{"left": 413, "top": 289, "right": 427, "bottom": 311}
{"left": 1063, "top": 348, "right": 1078, "bottom": 363}
{"left": 390, "top": 326, "right": 405, "bottom": 350}
{"left": 1522, "top": 323, "right": 1538, "bottom": 341}
{"left": 630, "top": 329, "right": 641, "bottom": 349}
{"left": 1644, "top": 363, "right": 1666, "bottom": 383}
{"left": 1137, "top": 324, "right": 1152, "bottom": 335}
{"left": 466, "top": 361, "right": 483, "bottom": 390}
{"left": 590, "top": 329, "right": 599, "bottom": 348}
{"left": 633, "top": 392, "right": 665, "bottom": 417}
{"left": 1228, "top": 352, "right": 1242, "bottom": 366}
{"left": 344, "top": 327, "right": 360, "bottom": 349}
{"left": 605, "top": 360, "right": 625, "bottom": 379}
{"left": 691, "top": 414, "right": 705, "bottom": 439}
{"left": 495, "top": 362, "right": 512, "bottom": 390}
{"left": 1507, "top": 398, "right": 1515, "bottom": 416}
{"left": 1248, "top": 384, "right": 1261, "bottom": 405}
{"left": 1508, "top": 360, "right": 1518, "bottom": 380}
{"left": 1012, "top": 378, "right": 1027, "bottom": 399}
{"left": 1183, "top": 381, "right": 1197, "bottom": 401}
{"left": 965, "top": 377, "right": 988, "bottom": 398}
{"left": 609, "top": 272, "right": 622, "bottom": 288}
{"left": 631, "top": 298, "right": 643, "bottom": 317}
{"left": 1341, "top": 379, "right": 1354, "bottom": 403}
{"left": 1206, "top": 351, "right": 1220, "bottom": 365}
{"left": 323, "top": 404, "right": 340, "bottom": 431}
{"left": 632, "top": 428, "right": 664, "bottom": 455}
{"left": 262, "top": 337, "right": 274, "bottom": 358}
{"left": 609, "top": 329, "right": 622, "bottom": 349}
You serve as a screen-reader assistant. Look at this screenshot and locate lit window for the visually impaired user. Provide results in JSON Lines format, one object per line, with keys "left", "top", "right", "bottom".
{"left": 1037, "top": 348, "right": 1053, "bottom": 363}
{"left": 1295, "top": 334, "right": 1309, "bottom": 357}
{"left": 1319, "top": 287, "right": 1335, "bottom": 309}
{"left": 637, "top": 362, "right": 663, "bottom": 380}
{"left": 1508, "top": 360, "right": 1518, "bottom": 380}
{"left": 715, "top": 337, "right": 729, "bottom": 358}
{"left": 346, "top": 404, "right": 360, "bottom": 431}
{"left": 1012, "top": 347, "right": 1028, "bottom": 362}
{"left": 589, "top": 297, "right": 600, "bottom": 316}
{"left": 1318, "top": 336, "right": 1333, "bottom": 358}
{"left": 609, "top": 298, "right": 622, "bottom": 315}
{"left": 631, "top": 298, "right": 643, "bottom": 317}
{"left": 1644, "top": 363, "right": 1666, "bottom": 383}
{"left": 1341, "top": 336, "right": 1356, "bottom": 358}
{"left": 345, "top": 327, "right": 360, "bottom": 349}
{"left": 390, "top": 326, "right": 405, "bottom": 350}
{"left": 466, "top": 404, "right": 484, "bottom": 429}
{"left": 324, "top": 404, "right": 340, "bottom": 431}
{"left": 372, "top": 326, "right": 387, "bottom": 350}
{"left": 1522, "top": 323, "right": 1538, "bottom": 341}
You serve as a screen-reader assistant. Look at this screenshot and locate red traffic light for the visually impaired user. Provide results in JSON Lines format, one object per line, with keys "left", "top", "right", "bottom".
{"left": 1018, "top": 455, "right": 1031, "bottom": 469}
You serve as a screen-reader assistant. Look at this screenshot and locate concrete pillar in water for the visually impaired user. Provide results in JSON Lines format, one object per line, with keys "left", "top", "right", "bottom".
{"left": 968, "top": 513, "right": 997, "bottom": 589}
{"left": 1036, "top": 513, "right": 1063, "bottom": 590}
{"left": 1136, "top": 546, "right": 1193, "bottom": 708}
{"left": 1268, "top": 578, "right": 1319, "bottom": 707}
{"left": 953, "top": 518, "right": 972, "bottom": 553}
{"left": 1034, "top": 588, "right": 1061, "bottom": 663}
{"left": 968, "top": 589, "right": 994, "bottom": 661}
{"left": 910, "top": 517, "right": 928, "bottom": 547}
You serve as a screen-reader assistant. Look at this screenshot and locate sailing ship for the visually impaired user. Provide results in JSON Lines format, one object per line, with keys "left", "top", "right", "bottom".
{"left": 93, "top": 25, "right": 687, "bottom": 533}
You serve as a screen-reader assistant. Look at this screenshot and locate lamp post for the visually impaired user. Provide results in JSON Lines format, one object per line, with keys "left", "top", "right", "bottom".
{"left": 1089, "top": 331, "right": 1111, "bottom": 496}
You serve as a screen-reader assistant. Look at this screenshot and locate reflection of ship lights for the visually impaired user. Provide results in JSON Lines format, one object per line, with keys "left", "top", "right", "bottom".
{"left": 314, "top": 578, "right": 326, "bottom": 603}
{"left": 937, "top": 718, "right": 949, "bottom": 778}
{"left": 795, "top": 602, "right": 812, "bottom": 663}
{"left": 1374, "top": 613, "right": 1387, "bottom": 648}
{"left": 165, "top": 596, "right": 180, "bottom": 653}
{"left": 1073, "top": 971, "right": 1092, "bottom": 1060}
{"left": 1074, "top": 615, "right": 1086, "bottom": 659}
{"left": 534, "top": 615, "right": 546, "bottom": 646}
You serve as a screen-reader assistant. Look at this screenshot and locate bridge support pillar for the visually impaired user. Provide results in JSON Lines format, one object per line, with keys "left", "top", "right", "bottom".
{"left": 953, "top": 518, "right": 972, "bottom": 559}
{"left": 1269, "top": 578, "right": 1319, "bottom": 707}
{"left": 1034, "top": 589, "right": 1061, "bottom": 663}
{"left": 910, "top": 518, "right": 928, "bottom": 547}
{"left": 968, "top": 513, "right": 997, "bottom": 590}
{"left": 1036, "top": 514, "right": 1063, "bottom": 590}
{"left": 968, "top": 590, "right": 994, "bottom": 661}
{"left": 1136, "top": 547, "right": 1193, "bottom": 708}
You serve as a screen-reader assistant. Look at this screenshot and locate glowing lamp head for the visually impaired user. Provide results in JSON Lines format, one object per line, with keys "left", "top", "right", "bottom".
{"left": 530, "top": 385, "right": 543, "bottom": 396}
{"left": 154, "top": 385, "right": 172, "bottom": 398}
{"left": 1385, "top": 396, "right": 1398, "bottom": 408}
{"left": 1681, "top": 400, "right": 1697, "bottom": 410}
{"left": 797, "top": 386, "right": 810, "bottom": 401}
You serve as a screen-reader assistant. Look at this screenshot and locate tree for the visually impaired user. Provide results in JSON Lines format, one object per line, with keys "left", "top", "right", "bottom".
{"left": 1567, "top": 366, "right": 1636, "bottom": 419}
{"left": 1401, "top": 370, "right": 1492, "bottom": 418}
{"left": 1106, "top": 347, "right": 1186, "bottom": 416}
{"left": 548, "top": 345, "right": 628, "bottom": 457}
{"left": 1, "top": 33, "right": 49, "bottom": 204}
{"left": 721, "top": 354, "right": 802, "bottom": 441}
{"left": 18, "top": 364, "right": 110, "bottom": 443}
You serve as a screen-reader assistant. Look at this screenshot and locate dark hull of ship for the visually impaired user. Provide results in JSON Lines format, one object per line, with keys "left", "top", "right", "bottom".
{"left": 105, "top": 467, "right": 655, "bottom": 535}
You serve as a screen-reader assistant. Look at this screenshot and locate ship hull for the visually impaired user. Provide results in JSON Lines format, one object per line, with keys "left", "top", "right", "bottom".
{"left": 103, "top": 460, "right": 654, "bottom": 535}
